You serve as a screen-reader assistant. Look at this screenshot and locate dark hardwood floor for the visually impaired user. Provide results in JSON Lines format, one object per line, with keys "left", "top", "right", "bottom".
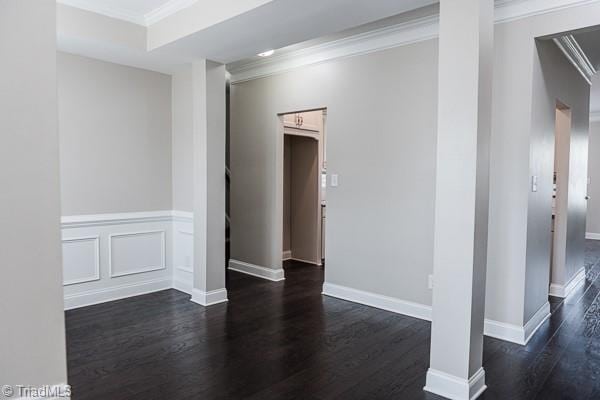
{"left": 66, "top": 243, "right": 600, "bottom": 399}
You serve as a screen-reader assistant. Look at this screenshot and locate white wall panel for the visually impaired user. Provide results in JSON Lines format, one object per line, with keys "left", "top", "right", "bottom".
{"left": 62, "top": 236, "right": 100, "bottom": 285}
{"left": 109, "top": 230, "right": 166, "bottom": 277}
{"left": 61, "top": 211, "right": 176, "bottom": 309}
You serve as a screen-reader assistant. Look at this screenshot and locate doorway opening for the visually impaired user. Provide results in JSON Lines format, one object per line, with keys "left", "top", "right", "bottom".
{"left": 281, "top": 109, "right": 326, "bottom": 267}
{"left": 550, "top": 102, "right": 572, "bottom": 297}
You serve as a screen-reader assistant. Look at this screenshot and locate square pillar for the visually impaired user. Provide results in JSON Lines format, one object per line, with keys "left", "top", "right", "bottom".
{"left": 424, "top": 0, "right": 494, "bottom": 399}
{"left": 190, "top": 59, "right": 228, "bottom": 306}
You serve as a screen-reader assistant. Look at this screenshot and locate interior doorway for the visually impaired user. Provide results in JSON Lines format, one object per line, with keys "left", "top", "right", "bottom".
{"left": 550, "top": 102, "right": 572, "bottom": 294}
{"left": 281, "top": 109, "right": 326, "bottom": 267}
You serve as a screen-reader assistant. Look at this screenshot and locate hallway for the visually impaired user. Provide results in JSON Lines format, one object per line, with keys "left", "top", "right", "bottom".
{"left": 66, "top": 247, "right": 600, "bottom": 400}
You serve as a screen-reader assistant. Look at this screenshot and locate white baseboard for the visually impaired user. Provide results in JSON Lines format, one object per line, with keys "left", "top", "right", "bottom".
{"left": 12, "top": 383, "right": 71, "bottom": 400}
{"left": 586, "top": 232, "right": 600, "bottom": 240}
{"left": 483, "top": 301, "right": 550, "bottom": 345}
{"left": 549, "top": 267, "right": 586, "bottom": 298}
{"left": 322, "top": 282, "right": 549, "bottom": 346}
{"left": 281, "top": 251, "right": 321, "bottom": 266}
{"left": 424, "top": 367, "right": 486, "bottom": 400}
{"left": 523, "top": 301, "right": 551, "bottom": 344}
{"left": 228, "top": 259, "right": 285, "bottom": 282}
{"left": 64, "top": 278, "right": 172, "bottom": 310}
{"left": 282, "top": 250, "right": 292, "bottom": 260}
{"left": 483, "top": 319, "right": 526, "bottom": 345}
{"left": 322, "top": 282, "right": 432, "bottom": 321}
{"left": 172, "top": 278, "right": 193, "bottom": 295}
{"left": 288, "top": 257, "right": 322, "bottom": 266}
{"left": 190, "top": 288, "right": 228, "bottom": 306}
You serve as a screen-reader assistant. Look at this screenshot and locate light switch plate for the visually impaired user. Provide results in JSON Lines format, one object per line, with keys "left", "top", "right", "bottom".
{"left": 531, "top": 175, "right": 538, "bottom": 192}
{"left": 331, "top": 174, "right": 339, "bottom": 187}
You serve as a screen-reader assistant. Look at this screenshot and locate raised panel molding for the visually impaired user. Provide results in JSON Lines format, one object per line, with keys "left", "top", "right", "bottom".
{"left": 62, "top": 210, "right": 192, "bottom": 309}
{"left": 62, "top": 235, "right": 101, "bottom": 285}
{"left": 175, "top": 230, "right": 194, "bottom": 273}
{"left": 109, "top": 230, "right": 166, "bottom": 278}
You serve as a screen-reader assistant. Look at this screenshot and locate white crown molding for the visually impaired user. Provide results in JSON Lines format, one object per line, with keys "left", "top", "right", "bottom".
{"left": 229, "top": 14, "right": 439, "bottom": 84}
{"left": 229, "top": 0, "right": 600, "bottom": 84}
{"left": 57, "top": 0, "right": 198, "bottom": 27}
{"left": 57, "top": 0, "right": 147, "bottom": 25}
{"left": 145, "top": 0, "right": 199, "bottom": 25}
{"left": 494, "top": 0, "right": 600, "bottom": 23}
{"left": 590, "top": 112, "right": 600, "bottom": 122}
{"left": 553, "top": 35, "right": 596, "bottom": 85}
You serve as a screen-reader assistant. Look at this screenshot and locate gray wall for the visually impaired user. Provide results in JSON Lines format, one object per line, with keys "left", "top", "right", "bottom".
{"left": 523, "top": 38, "right": 589, "bottom": 322}
{"left": 587, "top": 121, "right": 600, "bottom": 235}
{"left": 58, "top": 52, "right": 173, "bottom": 216}
{"left": 205, "top": 61, "right": 227, "bottom": 291}
{"left": 231, "top": 4, "right": 600, "bottom": 326}
{"left": 230, "top": 3, "right": 600, "bottom": 328}
{"left": 172, "top": 66, "right": 194, "bottom": 212}
{"left": 231, "top": 40, "right": 438, "bottom": 306}
{"left": 0, "top": 0, "right": 67, "bottom": 388}
{"left": 486, "top": 6, "right": 596, "bottom": 326}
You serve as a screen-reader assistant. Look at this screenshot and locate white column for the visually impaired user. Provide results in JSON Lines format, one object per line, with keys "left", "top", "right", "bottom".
{"left": 1, "top": 0, "right": 68, "bottom": 390}
{"left": 424, "top": 0, "right": 493, "bottom": 399}
{"left": 190, "top": 59, "right": 228, "bottom": 306}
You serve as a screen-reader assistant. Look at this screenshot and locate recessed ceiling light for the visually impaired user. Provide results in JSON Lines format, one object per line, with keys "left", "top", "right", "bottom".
{"left": 258, "top": 50, "right": 275, "bottom": 57}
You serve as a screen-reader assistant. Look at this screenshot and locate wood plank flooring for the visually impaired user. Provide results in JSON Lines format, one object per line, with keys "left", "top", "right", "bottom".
{"left": 66, "top": 242, "right": 600, "bottom": 399}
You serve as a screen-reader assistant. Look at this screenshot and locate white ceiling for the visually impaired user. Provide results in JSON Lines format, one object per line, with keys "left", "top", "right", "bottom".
{"left": 156, "top": 0, "right": 437, "bottom": 64}
{"left": 57, "top": 0, "right": 438, "bottom": 71}
{"left": 57, "top": 0, "right": 196, "bottom": 25}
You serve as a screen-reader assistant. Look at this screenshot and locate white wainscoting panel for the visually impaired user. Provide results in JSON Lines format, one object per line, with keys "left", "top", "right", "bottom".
{"left": 109, "top": 230, "right": 166, "bottom": 277}
{"left": 62, "top": 235, "right": 100, "bottom": 285}
{"left": 172, "top": 212, "right": 194, "bottom": 294}
{"left": 62, "top": 211, "right": 175, "bottom": 309}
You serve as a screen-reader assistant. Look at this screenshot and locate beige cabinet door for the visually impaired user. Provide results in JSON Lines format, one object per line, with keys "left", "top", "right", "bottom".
{"left": 283, "top": 111, "right": 322, "bottom": 132}
{"left": 297, "top": 110, "right": 321, "bottom": 132}
{"left": 283, "top": 113, "right": 299, "bottom": 129}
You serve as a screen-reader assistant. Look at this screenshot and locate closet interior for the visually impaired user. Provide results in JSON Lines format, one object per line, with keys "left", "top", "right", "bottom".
{"left": 282, "top": 109, "right": 326, "bottom": 266}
